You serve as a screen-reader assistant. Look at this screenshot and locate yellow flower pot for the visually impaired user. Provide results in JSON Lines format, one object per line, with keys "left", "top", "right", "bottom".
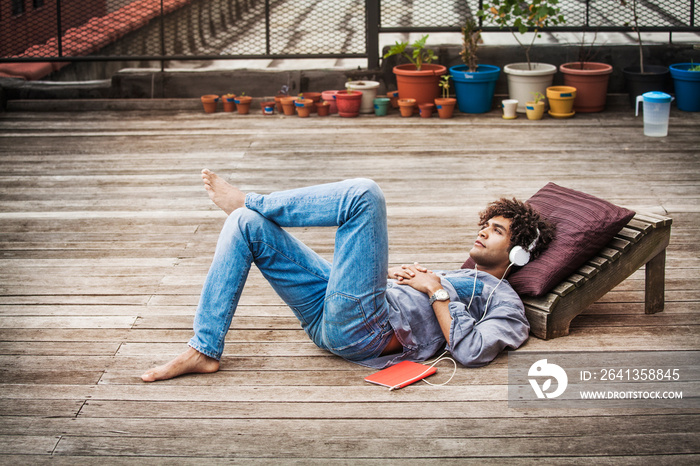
{"left": 546, "top": 86, "right": 577, "bottom": 118}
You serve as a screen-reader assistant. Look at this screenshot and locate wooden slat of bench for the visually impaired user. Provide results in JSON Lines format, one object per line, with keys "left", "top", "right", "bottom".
{"left": 523, "top": 213, "right": 672, "bottom": 339}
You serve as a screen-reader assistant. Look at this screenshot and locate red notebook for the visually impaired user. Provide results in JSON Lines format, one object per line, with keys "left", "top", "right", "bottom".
{"left": 364, "top": 361, "right": 437, "bottom": 390}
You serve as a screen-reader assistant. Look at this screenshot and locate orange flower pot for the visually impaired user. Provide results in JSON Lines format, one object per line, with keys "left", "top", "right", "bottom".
{"left": 201, "top": 94, "right": 219, "bottom": 113}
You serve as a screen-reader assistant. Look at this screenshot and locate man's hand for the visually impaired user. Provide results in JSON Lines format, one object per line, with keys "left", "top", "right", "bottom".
{"left": 389, "top": 263, "right": 452, "bottom": 344}
{"left": 389, "top": 263, "right": 443, "bottom": 295}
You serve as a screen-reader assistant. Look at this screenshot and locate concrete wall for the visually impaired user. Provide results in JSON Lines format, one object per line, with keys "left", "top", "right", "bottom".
{"left": 108, "top": 42, "right": 699, "bottom": 99}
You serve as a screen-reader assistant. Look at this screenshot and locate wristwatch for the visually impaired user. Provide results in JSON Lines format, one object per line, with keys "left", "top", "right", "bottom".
{"left": 429, "top": 288, "right": 450, "bottom": 305}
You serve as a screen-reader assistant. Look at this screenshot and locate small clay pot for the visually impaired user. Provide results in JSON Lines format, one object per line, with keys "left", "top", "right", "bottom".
{"left": 398, "top": 98, "right": 416, "bottom": 117}
{"left": 261, "top": 101, "right": 276, "bottom": 115}
{"left": 280, "top": 96, "right": 298, "bottom": 116}
{"left": 316, "top": 101, "right": 331, "bottom": 116}
{"left": 201, "top": 95, "right": 219, "bottom": 113}
{"left": 235, "top": 95, "right": 253, "bottom": 114}
{"left": 419, "top": 102, "right": 435, "bottom": 118}
{"left": 387, "top": 90, "right": 399, "bottom": 108}
{"left": 295, "top": 98, "right": 314, "bottom": 117}
{"left": 221, "top": 95, "right": 236, "bottom": 112}
{"left": 434, "top": 98, "right": 456, "bottom": 119}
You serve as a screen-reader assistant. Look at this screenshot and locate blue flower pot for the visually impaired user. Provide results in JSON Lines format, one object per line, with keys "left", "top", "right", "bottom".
{"left": 670, "top": 63, "right": 700, "bottom": 112}
{"left": 450, "top": 64, "right": 500, "bottom": 114}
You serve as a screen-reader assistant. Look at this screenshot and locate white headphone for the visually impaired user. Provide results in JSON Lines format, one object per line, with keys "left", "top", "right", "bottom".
{"left": 509, "top": 228, "right": 540, "bottom": 267}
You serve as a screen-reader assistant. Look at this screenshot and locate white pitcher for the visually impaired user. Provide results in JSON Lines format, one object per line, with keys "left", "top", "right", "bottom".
{"left": 635, "top": 91, "right": 674, "bottom": 137}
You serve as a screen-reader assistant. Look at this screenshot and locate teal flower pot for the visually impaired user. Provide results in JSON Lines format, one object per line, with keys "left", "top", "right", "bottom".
{"left": 373, "top": 97, "right": 390, "bottom": 116}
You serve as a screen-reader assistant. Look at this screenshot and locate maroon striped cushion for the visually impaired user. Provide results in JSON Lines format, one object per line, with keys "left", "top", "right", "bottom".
{"left": 462, "top": 183, "right": 635, "bottom": 297}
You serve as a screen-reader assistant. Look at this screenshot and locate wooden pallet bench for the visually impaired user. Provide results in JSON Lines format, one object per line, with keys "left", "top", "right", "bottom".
{"left": 522, "top": 213, "right": 673, "bottom": 340}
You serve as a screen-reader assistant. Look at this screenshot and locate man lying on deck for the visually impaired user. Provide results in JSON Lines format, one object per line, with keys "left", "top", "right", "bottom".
{"left": 142, "top": 171, "right": 554, "bottom": 382}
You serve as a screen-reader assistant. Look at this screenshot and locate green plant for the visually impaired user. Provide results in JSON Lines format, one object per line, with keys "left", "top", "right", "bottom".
{"left": 383, "top": 34, "right": 436, "bottom": 71}
{"left": 460, "top": 18, "right": 481, "bottom": 72}
{"left": 530, "top": 91, "right": 545, "bottom": 103}
{"left": 439, "top": 74, "right": 452, "bottom": 99}
{"left": 689, "top": 60, "right": 700, "bottom": 71}
{"left": 478, "top": 0, "right": 566, "bottom": 69}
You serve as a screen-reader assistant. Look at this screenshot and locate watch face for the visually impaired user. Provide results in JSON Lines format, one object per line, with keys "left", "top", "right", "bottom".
{"left": 436, "top": 289, "right": 449, "bottom": 300}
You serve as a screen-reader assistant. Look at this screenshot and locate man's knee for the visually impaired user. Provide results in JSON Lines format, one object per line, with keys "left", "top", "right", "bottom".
{"left": 349, "top": 178, "right": 385, "bottom": 209}
{"left": 221, "top": 208, "right": 267, "bottom": 240}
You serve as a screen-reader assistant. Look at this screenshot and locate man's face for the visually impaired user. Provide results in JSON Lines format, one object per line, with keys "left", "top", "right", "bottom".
{"left": 469, "top": 215, "right": 513, "bottom": 269}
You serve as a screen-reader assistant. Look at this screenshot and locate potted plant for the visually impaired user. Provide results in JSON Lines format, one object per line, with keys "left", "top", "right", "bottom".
{"left": 559, "top": 30, "right": 613, "bottom": 113}
{"left": 295, "top": 96, "right": 314, "bottom": 118}
{"left": 525, "top": 91, "right": 545, "bottom": 120}
{"left": 479, "top": 0, "right": 566, "bottom": 113}
{"left": 619, "top": 0, "right": 670, "bottom": 107}
{"left": 669, "top": 61, "right": 700, "bottom": 112}
{"left": 434, "top": 74, "right": 457, "bottom": 118}
{"left": 383, "top": 34, "right": 447, "bottom": 109}
{"left": 222, "top": 93, "right": 237, "bottom": 112}
{"left": 335, "top": 90, "right": 363, "bottom": 117}
{"left": 449, "top": 18, "right": 501, "bottom": 114}
{"left": 234, "top": 92, "right": 253, "bottom": 114}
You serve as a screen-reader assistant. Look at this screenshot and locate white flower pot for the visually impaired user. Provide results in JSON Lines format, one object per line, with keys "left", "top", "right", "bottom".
{"left": 504, "top": 63, "right": 557, "bottom": 113}
{"left": 345, "top": 80, "right": 380, "bottom": 114}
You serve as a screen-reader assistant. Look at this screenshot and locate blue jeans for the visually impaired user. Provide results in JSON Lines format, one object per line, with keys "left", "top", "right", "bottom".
{"left": 189, "top": 178, "right": 395, "bottom": 362}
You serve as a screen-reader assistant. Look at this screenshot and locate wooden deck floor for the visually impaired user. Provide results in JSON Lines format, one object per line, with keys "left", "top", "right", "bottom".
{"left": 1, "top": 99, "right": 699, "bottom": 463}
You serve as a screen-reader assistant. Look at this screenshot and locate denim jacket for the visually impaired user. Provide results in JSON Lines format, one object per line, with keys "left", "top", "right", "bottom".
{"left": 359, "top": 268, "right": 530, "bottom": 369}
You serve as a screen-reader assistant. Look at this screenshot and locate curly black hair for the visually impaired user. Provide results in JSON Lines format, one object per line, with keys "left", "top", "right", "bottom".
{"left": 478, "top": 198, "right": 555, "bottom": 262}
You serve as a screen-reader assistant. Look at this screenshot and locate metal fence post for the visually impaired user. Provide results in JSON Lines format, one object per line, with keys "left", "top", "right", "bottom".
{"left": 366, "top": 0, "right": 380, "bottom": 69}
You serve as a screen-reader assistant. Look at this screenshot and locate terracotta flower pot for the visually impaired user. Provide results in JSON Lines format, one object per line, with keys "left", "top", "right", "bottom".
{"left": 546, "top": 86, "right": 577, "bottom": 118}
{"left": 525, "top": 100, "right": 545, "bottom": 120}
{"left": 295, "top": 98, "right": 314, "bottom": 117}
{"left": 300, "top": 92, "right": 322, "bottom": 112}
{"left": 560, "top": 62, "right": 613, "bottom": 113}
{"left": 234, "top": 95, "right": 253, "bottom": 114}
{"left": 419, "top": 102, "right": 434, "bottom": 118}
{"left": 274, "top": 95, "right": 285, "bottom": 112}
{"left": 221, "top": 95, "right": 236, "bottom": 112}
{"left": 335, "top": 90, "right": 362, "bottom": 117}
{"left": 261, "top": 101, "right": 276, "bottom": 115}
{"left": 434, "top": 97, "right": 456, "bottom": 119}
{"left": 398, "top": 98, "right": 416, "bottom": 117}
{"left": 393, "top": 64, "right": 447, "bottom": 110}
{"left": 280, "top": 96, "right": 298, "bottom": 116}
{"left": 201, "top": 94, "right": 219, "bottom": 113}
{"left": 387, "top": 90, "right": 399, "bottom": 108}
{"left": 316, "top": 101, "right": 331, "bottom": 116}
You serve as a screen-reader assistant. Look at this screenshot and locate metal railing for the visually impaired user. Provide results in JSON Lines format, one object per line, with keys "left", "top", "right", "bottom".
{"left": 1, "top": 0, "right": 697, "bottom": 70}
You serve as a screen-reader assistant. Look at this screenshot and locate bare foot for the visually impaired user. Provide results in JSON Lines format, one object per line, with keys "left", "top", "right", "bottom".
{"left": 141, "top": 346, "right": 220, "bottom": 382}
{"left": 201, "top": 169, "right": 246, "bottom": 215}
